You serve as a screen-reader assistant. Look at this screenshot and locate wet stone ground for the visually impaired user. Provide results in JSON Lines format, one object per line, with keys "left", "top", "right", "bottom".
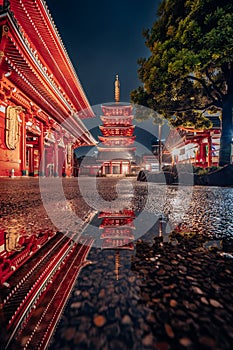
{"left": 50, "top": 179, "right": 233, "bottom": 350}
{"left": 1, "top": 178, "right": 233, "bottom": 349}
{"left": 50, "top": 229, "right": 233, "bottom": 350}
{"left": 51, "top": 242, "right": 233, "bottom": 349}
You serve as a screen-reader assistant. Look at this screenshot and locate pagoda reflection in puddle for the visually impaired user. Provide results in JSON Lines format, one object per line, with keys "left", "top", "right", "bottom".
{"left": 95, "top": 205, "right": 173, "bottom": 283}
{"left": 99, "top": 209, "right": 135, "bottom": 249}
{"left": 98, "top": 208, "right": 135, "bottom": 280}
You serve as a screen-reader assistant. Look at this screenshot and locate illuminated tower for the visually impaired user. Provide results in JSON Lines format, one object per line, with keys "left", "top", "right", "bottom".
{"left": 97, "top": 75, "right": 136, "bottom": 176}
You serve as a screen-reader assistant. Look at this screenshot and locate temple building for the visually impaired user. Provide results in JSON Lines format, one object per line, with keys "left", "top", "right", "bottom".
{"left": 167, "top": 114, "right": 222, "bottom": 167}
{"left": 97, "top": 75, "right": 136, "bottom": 176}
{"left": 0, "top": 0, "right": 96, "bottom": 177}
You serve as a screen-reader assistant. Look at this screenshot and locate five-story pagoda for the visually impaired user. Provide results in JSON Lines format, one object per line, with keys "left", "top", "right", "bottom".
{"left": 97, "top": 75, "right": 136, "bottom": 176}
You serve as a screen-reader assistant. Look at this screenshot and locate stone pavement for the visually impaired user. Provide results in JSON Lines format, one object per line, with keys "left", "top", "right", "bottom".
{"left": 0, "top": 178, "right": 233, "bottom": 349}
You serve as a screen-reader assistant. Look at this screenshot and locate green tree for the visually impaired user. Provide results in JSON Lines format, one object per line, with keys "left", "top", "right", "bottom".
{"left": 131, "top": 0, "right": 233, "bottom": 165}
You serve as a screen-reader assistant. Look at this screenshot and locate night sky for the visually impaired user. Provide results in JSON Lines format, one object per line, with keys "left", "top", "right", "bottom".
{"left": 45, "top": 0, "right": 160, "bottom": 106}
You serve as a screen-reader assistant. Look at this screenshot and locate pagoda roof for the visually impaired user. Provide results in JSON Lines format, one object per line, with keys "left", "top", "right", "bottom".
{"left": 97, "top": 147, "right": 136, "bottom": 151}
{"left": 98, "top": 140, "right": 135, "bottom": 148}
{"left": 100, "top": 115, "right": 134, "bottom": 119}
{"left": 101, "top": 240, "right": 134, "bottom": 250}
{"left": 0, "top": 1, "right": 96, "bottom": 143}
{"left": 99, "top": 224, "right": 135, "bottom": 230}
{"left": 99, "top": 125, "right": 135, "bottom": 130}
{"left": 101, "top": 104, "right": 133, "bottom": 118}
{"left": 100, "top": 232, "right": 135, "bottom": 240}
{"left": 98, "top": 210, "right": 135, "bottom": 218}
{"left": 98, "top": 136, "right": 136, "bottom": 141}
{"left": 102, "top": 102, "right": 132, "bottom": 108}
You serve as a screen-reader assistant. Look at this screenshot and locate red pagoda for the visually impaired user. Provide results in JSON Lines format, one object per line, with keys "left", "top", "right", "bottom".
{"left": 97, "top": 75, "right": 136, "bottom": 176}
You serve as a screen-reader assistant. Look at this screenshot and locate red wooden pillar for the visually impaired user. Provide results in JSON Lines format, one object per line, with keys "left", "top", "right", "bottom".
{"left": 39, "top": 122, "right": 45, "bottom": 176}
{"left": 58, "top": 147, "right": 65, "bottom": 176}
{"left": 207, "top": 134, "right": 212, "bottom": 167}
{"left": 120, "top": 162, "right": 123, "bottom": 174}
{"left": 71, "top": 145, "right": 75, "bottom": 177}
{"left": 20, "top": 113, "right": 26, "bottom": 176}
{"left": 54, "top": 141, "right": 58, "bottom": 177}
{"left": 29, "top": 147, "right": 34, "bottom": 176}
{"left": 199, "top": 142, "right": 203, "bottom": 162}
{"left": 110, "top": 161, "right": 113, "bottom": 175}
{"left": 196, "top": 141, "right": 201, "bottom": 163}
{"left": 199, "top": 141, "right": 206, "bottom": 164}
{"left": 203, "top": 143, "right": 207, "bottom": 166}
{"left": 62, "top": 147, "right": 67, "bottom": 176}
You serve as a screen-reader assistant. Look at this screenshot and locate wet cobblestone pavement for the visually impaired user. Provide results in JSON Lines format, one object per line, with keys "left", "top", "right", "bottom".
{"left": 1, "top": 178, "right": 233, "bottom": 350}
{"left": 51, "top": 244, "right": 233, "bottom": 350}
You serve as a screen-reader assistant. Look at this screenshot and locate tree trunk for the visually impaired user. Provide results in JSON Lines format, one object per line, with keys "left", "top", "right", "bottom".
{"left": 219, "top": 94, "right": 233, "bottom": 166}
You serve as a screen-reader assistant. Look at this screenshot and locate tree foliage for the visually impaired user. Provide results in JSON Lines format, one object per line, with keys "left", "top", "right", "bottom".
{"left": 131, "top": 0, "right": 233, "bottom": 164}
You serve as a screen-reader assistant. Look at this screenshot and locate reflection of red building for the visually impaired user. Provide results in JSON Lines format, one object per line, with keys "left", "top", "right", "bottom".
{"left": 97, "top": 75, "right": 136, "bottom": 176}
{"left": 0, "top": 229, "right": 94, "bottom": 349}
{"left": 0, "top": 0, "right": 96, "bottom": 177}
{"left": 99, "top": 208, "right": 135, "bottom": 280}
{"left": 99, "top": 209, "right": 135, "bottom": 249}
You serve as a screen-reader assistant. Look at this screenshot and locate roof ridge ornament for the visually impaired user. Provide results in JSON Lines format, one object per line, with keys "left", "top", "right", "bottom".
{"left": 115, "top": 74, "right": 120, "bottom": 103}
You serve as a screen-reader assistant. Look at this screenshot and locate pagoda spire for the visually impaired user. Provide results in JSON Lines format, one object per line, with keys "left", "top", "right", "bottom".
{"left": 115, "top": 74, "right": 120, "bottom": 103}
